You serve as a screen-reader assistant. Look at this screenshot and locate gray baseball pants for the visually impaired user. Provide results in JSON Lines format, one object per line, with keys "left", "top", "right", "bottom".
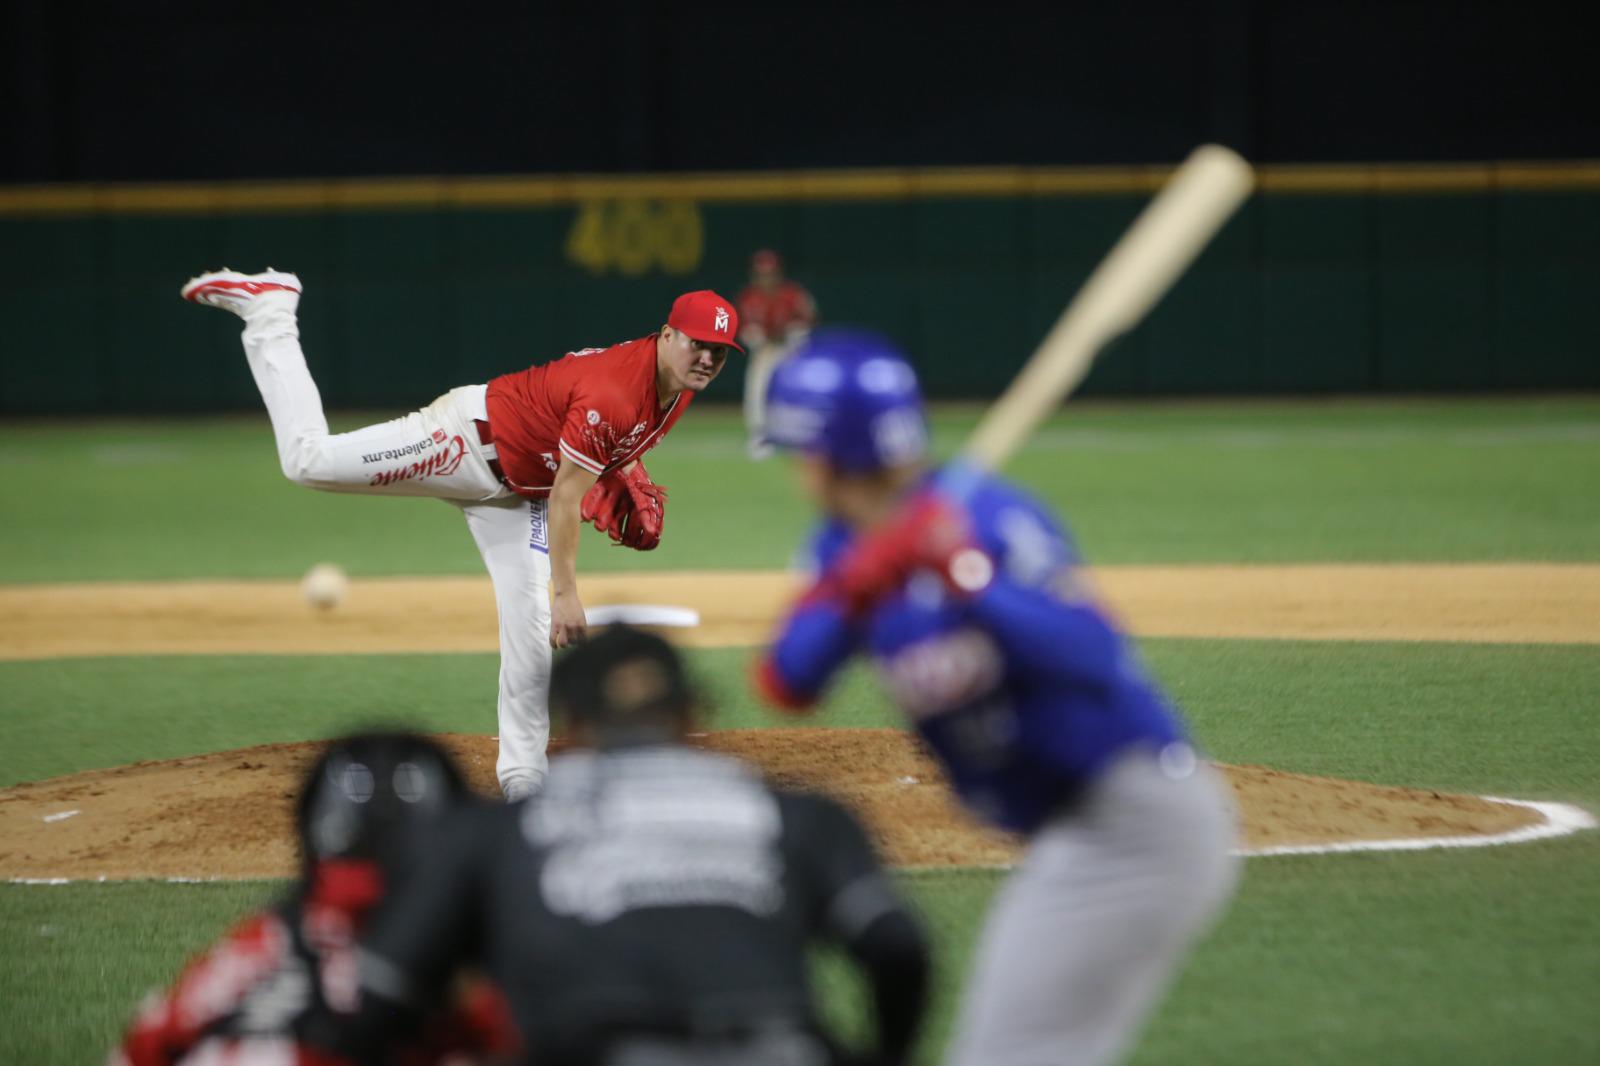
{"left": 944, "top": 743, "right": 1239, "bottom": 1066}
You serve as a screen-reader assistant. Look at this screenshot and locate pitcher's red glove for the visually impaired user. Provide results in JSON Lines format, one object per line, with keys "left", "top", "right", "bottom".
{"left": 617, "top": 463, "right": 668, "bottom": 550}
{"left": 826, "top": 491, "right": 994, "bottom": 616}
{"left": 581, "top": 473, "right": 630, "bottom": 541}
{"left": 581, "top": 463, "right": 669, "bottom": 551}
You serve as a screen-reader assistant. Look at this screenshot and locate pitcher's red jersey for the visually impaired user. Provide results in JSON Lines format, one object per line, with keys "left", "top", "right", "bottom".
{"left": 486, "top": 335, "right": 693, "bottom": 495}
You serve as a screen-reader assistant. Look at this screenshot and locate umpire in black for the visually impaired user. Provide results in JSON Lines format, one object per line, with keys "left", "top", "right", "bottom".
{"left": 324, "top": 625, "right": 930, "bottom": 1065}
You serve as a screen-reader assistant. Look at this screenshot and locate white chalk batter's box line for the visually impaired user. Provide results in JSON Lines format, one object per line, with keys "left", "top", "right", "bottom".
{"left": 903, "top": 797, "right": 1598, "bottom": 873}
{"left": 8, "top": 797, "right": 1596, "bottom": 885}
{"left": 1236, "top": 797, "right": 1595, "bottom": 858}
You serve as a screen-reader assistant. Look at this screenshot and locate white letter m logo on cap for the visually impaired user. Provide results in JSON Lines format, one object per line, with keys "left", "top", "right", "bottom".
{"left": 714, "top": 306, "right": 730, "bottom": 333}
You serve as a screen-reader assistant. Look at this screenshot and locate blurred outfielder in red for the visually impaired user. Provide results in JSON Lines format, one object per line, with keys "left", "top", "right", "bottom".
{"left": 736, "top": 249, "right": 817, "bottom": 459}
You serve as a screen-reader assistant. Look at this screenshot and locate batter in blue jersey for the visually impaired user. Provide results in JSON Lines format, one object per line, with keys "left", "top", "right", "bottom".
{"left": 753, "top": 329, "right": 1239, "bottom": 1066}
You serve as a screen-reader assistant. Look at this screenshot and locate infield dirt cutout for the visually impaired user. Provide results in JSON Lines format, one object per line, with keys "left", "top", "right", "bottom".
{"left": 2, "top": 564, "right": 1594, "bottom": 880}
{"left": 5, "top": 563, "right": 1600, "bottom": 660}
{"left": 0, "top": 730, "right": 1550, "bottom": 880}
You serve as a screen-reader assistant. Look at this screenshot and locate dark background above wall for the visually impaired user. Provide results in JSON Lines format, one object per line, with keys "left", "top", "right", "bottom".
{"left": 4, "top": 1, "right": 1598, "bottom": 184}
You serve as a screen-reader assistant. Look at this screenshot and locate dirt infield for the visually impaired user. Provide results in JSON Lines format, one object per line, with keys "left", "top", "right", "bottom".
{"left": 3, "top": 563, "right": 1599, "bottom": 661}
{"left": 2, "top": 564, "right": 1590, "bottom": 880}
{"left": 0, "top": 730, "right": 1544, "bottom": 880}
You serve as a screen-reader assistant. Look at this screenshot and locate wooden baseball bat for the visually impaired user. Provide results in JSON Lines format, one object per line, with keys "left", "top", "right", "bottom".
{"left": 958, "top": 144, "right": 1255, "bottom": 472}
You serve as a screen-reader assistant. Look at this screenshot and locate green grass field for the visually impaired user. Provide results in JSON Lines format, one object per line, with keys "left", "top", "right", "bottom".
{"left": 3, "top": 399, "right": 1599, "bottom": 1063}
{"left": 8, "top": 398, "right": 1600, "bottom": 582}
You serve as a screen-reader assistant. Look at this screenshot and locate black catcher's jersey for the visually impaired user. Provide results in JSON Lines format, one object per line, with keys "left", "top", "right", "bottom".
{"left": 357, "top": 745, "right": 909, "bottom": 1060}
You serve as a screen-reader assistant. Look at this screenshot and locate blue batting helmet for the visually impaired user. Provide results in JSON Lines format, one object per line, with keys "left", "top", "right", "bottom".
{"left": 763, "top": 328, "right": 928, "bottom": 472}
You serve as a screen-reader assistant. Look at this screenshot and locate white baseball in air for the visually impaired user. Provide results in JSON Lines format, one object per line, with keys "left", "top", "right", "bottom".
{"left": 301, "top": 563, "right": 349, "bottom": 611}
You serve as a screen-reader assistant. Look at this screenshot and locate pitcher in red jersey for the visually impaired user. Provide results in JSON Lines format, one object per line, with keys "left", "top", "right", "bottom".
{"left": 182, "top": 271, "right": 741, "bottom": 800}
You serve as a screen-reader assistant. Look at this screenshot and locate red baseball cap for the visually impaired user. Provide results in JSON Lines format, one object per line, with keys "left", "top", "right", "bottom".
{"left": 667, "top": 290, "right": 744, "bottom": 353}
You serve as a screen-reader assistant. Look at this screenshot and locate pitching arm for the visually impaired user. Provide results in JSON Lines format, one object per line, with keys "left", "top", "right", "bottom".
{"left": 549, "top": 457, "right": 600, "bottom": 648}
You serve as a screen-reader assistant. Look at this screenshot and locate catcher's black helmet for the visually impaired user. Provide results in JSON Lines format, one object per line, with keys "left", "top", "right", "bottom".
{"left": 295, "top": 732, "right": 467, "bottom": 867}
{"left": 550, "top": 624, "right": 695, "bottom": 747}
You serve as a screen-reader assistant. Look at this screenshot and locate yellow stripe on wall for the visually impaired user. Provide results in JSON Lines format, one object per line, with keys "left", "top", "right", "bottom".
{"left": 2, "top": 161, "right": 1598, "bottom": 216}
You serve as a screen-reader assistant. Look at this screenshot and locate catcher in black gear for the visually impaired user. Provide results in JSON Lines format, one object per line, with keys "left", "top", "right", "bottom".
{"left": 319, "top": 626, "right": 930, "bottom": 1066}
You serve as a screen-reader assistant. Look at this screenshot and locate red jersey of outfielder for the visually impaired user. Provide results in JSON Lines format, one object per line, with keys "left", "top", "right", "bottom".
{"left": 486, "top": 334, "right": 692, "bottom": 496}
{"left": 736, "top": 281, "right": 817, "bottom": 347}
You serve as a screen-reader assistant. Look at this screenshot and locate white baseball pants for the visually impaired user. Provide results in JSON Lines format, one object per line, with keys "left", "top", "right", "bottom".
{"left": 943, "top": 745, "right": 1239, "bottom": 1066}
{"left": 239, "top": 301, "right": 551, "bottom": 797}
{"left": 742, "top": 336, "right": 802, "bottom": 453}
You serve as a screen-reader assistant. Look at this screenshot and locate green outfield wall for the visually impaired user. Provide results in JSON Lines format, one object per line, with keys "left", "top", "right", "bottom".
{"left": 1, "top": 163, "right": 1596, "bottom": 413}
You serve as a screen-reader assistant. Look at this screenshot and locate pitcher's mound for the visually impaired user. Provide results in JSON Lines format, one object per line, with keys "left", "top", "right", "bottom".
{"left": 0, "top": 730, "right": 1546, "bottom": 880}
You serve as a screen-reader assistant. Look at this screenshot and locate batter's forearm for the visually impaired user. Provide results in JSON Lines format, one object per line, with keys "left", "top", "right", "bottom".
{"left": 763, "top": 593, "right": 858, "bottom": 706}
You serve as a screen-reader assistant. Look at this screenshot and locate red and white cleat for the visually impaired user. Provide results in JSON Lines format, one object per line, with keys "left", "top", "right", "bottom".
{"left": 180, "top": 268, "right": 302, "bottom": 317}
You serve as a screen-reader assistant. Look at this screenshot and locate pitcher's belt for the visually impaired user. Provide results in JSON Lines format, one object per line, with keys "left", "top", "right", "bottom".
{"left": 472, "top": 418, "right": 510, "bottom": 487}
